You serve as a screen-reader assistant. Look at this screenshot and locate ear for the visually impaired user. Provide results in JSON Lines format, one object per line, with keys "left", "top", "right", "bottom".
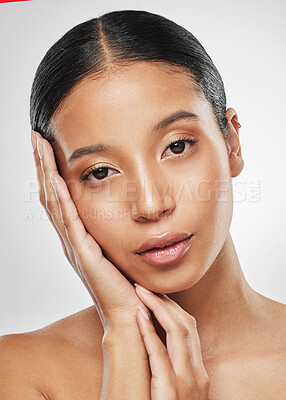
{"left": 225, "top": 107, "right": 244, "bottom": 178}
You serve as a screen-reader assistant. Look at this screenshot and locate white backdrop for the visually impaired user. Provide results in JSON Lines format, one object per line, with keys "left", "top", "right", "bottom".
{"left": 0, "top": 0, "right": 285, "bottom": 336}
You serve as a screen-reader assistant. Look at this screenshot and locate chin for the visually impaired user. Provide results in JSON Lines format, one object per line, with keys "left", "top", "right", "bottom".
{"left": 142, "top": 265, "right": 208, "bottom": 294}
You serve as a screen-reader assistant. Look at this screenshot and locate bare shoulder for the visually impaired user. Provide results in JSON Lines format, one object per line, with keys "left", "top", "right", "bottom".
{"left": 0, "top": 306, "right": 104, "bottom": 399}
{"left": 207, "top": 295, "right": 286, "bottom": 400}
{"left": 259, "top": 293, "right": 286, "bottom": 344}
{"left": 35, "top": 304, "right": 104, "bottom": 346}
{"left": 241, "top": 293, "right": 286, "bottom": 360}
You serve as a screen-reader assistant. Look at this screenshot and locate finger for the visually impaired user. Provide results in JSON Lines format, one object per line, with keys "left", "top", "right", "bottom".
{"left": 155, "top": 293, "right": 210, "bottom": 395}
{"left": 136, "top": 307, "right": 178, "bottom": 400}
{"left": 135, "top": 286, "right": 194, "bottom": 379}
{"left": 32, "top": 131, "right": 50, "bottom": 215}
{"left": 48, "top": 169, "right": 99, "bottom": 262}
{"left": 37, "top": 134, "right": 75, "bottom": 262}
{"left": 36, "top": 134, "right": 67, "bottom": 231}
{"left": 135, "top": 285, "right": 209, "bottom": 388}
{"left": 155, "top": 292, "right": 207, "bottom": 372}
{"left": 46, "top": 157, "right": 112, "bottom": 294}
{"left": 32, "top": 131, "right": 74, "bottom": 264}
{"left": 32, "top": 130, "right": 70, "bottom": 260}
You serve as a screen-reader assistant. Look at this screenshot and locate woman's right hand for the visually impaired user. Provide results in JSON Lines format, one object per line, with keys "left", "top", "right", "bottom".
{"left": 31, "top": 130, "right": 151, "bottom": 332}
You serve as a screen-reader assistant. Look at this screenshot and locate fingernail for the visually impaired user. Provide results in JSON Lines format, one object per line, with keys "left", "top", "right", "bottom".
{"left": 37, "top": 137, "right": 43, "bottom": 159}
{"left": 134, "top": 283, "right": 153, "bottom": 294}
{"left": 138, "top": 306, "right": 150, "bottom": 320}
{"left": 31, "top": 131, "right": 37, "bottom": 152}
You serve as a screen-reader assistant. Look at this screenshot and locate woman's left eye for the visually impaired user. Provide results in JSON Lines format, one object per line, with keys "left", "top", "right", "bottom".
{"left": 162, "top": 137, "right": 199, "bottom": 158}
{"left": 80, "top": 136, "right": 199, "bottom": 185}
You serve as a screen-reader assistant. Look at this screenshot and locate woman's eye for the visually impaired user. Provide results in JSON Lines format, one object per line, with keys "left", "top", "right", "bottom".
{"left": 162, "top": 138, "right": 198, "bottom": 158}
{"left": 80, "top": 166, "right": 117, "bottom": 183}
{"left": 81, "top": 137, "right": 198, "bottom": 185}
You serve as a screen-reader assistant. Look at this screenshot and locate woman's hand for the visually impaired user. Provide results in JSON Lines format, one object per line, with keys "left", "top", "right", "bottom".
{"left": 31, "top": 130, "right": 151, "bottom": 331}
{"left": 134, "top": 284, "right": 210, "bottom": 400}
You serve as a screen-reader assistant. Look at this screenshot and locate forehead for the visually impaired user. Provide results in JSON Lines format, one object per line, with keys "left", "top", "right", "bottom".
{"left": 51, "top": 62, "right": 211, "bottom": 149}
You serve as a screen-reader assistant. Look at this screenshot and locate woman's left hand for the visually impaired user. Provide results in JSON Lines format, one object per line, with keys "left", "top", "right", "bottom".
{"left": 134, "top": 283, "right": 210, "bottom": 400}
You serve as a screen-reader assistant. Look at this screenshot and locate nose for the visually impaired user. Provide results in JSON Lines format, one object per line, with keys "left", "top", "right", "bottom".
{"left": 130, "top": 174, "right": 176, "bottom": 222}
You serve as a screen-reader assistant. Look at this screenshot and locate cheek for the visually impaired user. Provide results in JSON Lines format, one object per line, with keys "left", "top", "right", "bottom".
{"left": 68, "top": 180, "right": 119, "bottom": 222}
{"left": 177, "top": 146, "right": 233, "bottom": 245}
{"left": 68, "top": 184, "right": 128, "bottom": 260}
{"left": 194, "top": 149, "right": 233, "bottom": 265}
{"left": 166, "top": 151, "right": 233, "bottom": 288}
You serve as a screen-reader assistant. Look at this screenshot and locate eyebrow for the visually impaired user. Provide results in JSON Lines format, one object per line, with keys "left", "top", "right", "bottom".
{"left": 67, "top": 110, "right": 200, "bottom": 165}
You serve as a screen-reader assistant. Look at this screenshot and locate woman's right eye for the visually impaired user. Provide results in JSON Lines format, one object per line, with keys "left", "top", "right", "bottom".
{"left": 80, "top": 166, "right": 118, "bottom": 184}
{"left": 81, "top": 134, "right": 198, "bottom": 185}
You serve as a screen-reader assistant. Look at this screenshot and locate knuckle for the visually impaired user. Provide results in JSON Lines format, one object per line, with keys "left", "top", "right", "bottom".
{"left": 45, "top": 209, "right": 54, "bottom": 223}
{"left": 33, "top": 153, "right": 41, "bottom": 168}
{"left": 66, "top": 210, "right": 80, "bottom": 226}
{"left": 165, "top": 319, "right": 180, "bottom": 334}
{"left": 196, "top": 373, "right": 210, "bottom": 391}
{"left": 155, "top": 344, "right": 169, "bottom": 359}
{"left": 169, "top": 373, "right": 178, "bottom": 392}
{"left": 45, "top": 198, "right": 57, "bottom": 213}
{"left": 45, "top": 198, "right": 52, "bottom": 212}
{"left": 165, "top": 385, "right": 178, "bottom": 400}
{"left": 177, "top": 323, "right": 189, "bottom": 338}
{"left": 62, "top": 214, "right": 71, "bottom": 229}
{"left": 187, "top": 314, "right": 197, "bottom": 329}
{"left": 47, "top": 207, "right": 58, "bottom": 222}
{"left": 39, "top": 193, "right": 46, "bottom": 207}
{"left": 64, "top": 245, "right": 74, "bottom": 265}
{"left": 147, "top": 323, "right": 157, "bottom": 335}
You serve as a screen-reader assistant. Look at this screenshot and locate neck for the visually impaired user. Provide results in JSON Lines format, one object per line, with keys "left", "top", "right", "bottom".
{"left": 155, "top": 232, "right": 261, "bottom": 361}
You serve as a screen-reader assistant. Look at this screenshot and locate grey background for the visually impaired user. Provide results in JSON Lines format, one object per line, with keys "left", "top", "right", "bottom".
{"left": 0, "top": 0, "right": 285, "bottom": 336}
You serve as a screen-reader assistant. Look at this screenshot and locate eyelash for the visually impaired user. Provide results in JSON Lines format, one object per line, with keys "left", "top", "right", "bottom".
{"left": 80, "top": 136, "right": 199, "bottom": 184}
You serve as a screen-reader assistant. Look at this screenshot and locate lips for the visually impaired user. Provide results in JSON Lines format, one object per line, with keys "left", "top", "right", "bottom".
{"left": 135, "top": 232, "right": 193, "bottom": 254}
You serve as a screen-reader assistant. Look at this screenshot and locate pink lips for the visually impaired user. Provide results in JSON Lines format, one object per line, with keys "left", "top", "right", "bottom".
{"left": 135, "top": 232, "right": 193, "bottom": 265}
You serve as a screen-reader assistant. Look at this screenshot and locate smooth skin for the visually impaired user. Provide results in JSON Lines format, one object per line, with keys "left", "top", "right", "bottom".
{"left": 1, "top": 62, "right": 286, "bottom": 399}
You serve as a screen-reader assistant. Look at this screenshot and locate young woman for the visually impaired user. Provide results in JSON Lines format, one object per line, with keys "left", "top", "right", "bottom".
{"left": 1, "top": 9, "right": 286, "bottom": 400}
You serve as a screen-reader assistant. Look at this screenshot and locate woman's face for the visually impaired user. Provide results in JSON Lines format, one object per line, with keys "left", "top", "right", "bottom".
{"left": 51, "top": 62, "right": 239, "bottom": 293}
